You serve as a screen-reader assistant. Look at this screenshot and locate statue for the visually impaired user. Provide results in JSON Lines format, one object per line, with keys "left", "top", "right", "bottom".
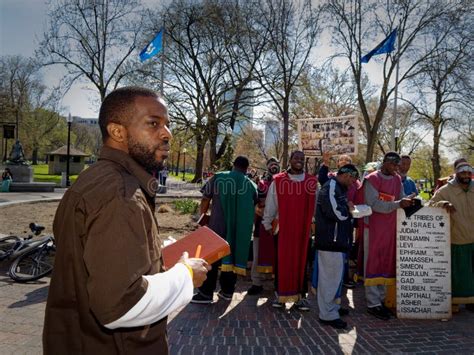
{"left": 8, "top": 140, "right": 27, "bottom": 165}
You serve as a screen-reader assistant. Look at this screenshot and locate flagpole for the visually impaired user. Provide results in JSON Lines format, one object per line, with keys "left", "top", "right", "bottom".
{"left": 391, "top": 26, "right": 401, "bottom": 152}
{"left": 160, "top": 26, "right": 165, "bottom": 96}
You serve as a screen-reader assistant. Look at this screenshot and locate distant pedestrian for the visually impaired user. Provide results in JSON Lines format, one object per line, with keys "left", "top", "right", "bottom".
{"left": 1, "top": 167, "right": 13, "bottom": 192}
{"left": 160, "top": 166, "right": 169, "bottom": 186}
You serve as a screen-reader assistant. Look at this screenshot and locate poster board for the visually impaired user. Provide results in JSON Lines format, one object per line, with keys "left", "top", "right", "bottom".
{"left": 396, "top": 207, "right": 451, "bottom": 320}
{"left": 297, "top": 115, "right": 358, "bottom": 157}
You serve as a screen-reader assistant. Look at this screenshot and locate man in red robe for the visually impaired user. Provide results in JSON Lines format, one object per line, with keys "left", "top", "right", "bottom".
{"left": 248, "top": 157, "right": 280, "bottom": 295}
{"left": 262, "top": 151, "right": 317, "bottom": 310}
{"left": 363, "top": 152, "right": 415, "bottom": 320}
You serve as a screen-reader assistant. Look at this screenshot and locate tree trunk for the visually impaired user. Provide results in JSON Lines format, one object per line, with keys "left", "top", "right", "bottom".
{"left": 192, "top": 137, "right": 206, "bottom": 183}
{"left": 282, "top": 99, "right": 290, "bottom": 169}
{"left": 32, "top": 147, "right": 38, "bottom": 165}
{"left": 175, "top": 151, "right": 181, "bottom": 176}
{"left": 364, "top": 101, "right": 388, "bottom": 163}
{"left": 207, "top": 112, "right": 218, "bottom": 166}
{"left": 432, "top": 118, "right": 441, "bottom": 182}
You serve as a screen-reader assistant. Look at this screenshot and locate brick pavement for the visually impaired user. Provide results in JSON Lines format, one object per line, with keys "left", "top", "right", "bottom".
{"left": 1, "top": 264, "right": 473, "bottom": 354}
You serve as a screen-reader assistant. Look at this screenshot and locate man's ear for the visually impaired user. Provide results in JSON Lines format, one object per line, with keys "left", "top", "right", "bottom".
{"left": 106, "top": 122, "right": 127, "bottom": 143}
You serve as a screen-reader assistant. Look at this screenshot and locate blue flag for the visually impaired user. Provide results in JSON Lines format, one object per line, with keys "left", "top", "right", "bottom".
{"left": 139, "top": 29, "right": 163, "bottom": 62}
{"left": 361, "top": 28, "right": 397, "bottom": 64}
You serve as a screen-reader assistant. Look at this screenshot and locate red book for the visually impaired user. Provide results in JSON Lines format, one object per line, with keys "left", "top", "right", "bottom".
{"left": 162, "top": 226, "right": 230, "bottom": 269}
{"left": 378, "top": 192, "right": 395, "bottom": 202}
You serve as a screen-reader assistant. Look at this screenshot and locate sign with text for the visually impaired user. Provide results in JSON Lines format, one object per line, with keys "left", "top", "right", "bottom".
{"left": 297, "top": 115, "right": 358, "bottom": 157}
{"left": 396, "top": 207, "right": 451, "bottom": 319}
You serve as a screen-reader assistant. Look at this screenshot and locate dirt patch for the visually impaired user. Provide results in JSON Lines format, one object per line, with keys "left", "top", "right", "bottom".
{"left": 0, "top": 201, "right": 198, "bottom": 239}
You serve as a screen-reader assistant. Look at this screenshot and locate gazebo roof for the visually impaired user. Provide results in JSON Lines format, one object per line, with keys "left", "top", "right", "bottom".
{"left": 48, "top": 145, "right": 90, "bottom": 157}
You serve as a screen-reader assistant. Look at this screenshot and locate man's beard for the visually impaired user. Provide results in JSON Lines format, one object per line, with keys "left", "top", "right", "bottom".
{"left": 268, "top": 166, "right": 280, "bottom": 175}
{"left": 128, "top": 137, "right": 163, "bottom": 172}
{"left": 456, "top": 176, "right": 471, "bottom": 185}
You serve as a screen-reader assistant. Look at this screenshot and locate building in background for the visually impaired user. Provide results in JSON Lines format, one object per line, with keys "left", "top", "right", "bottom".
{"left": 264, "top": 119, "right": 280, "bottom": 150}
{"left": 220, "top": 88, "right": 255, "bottom": 137}
{"left": 74, "top": 116, "right": 98, "bottom": 127}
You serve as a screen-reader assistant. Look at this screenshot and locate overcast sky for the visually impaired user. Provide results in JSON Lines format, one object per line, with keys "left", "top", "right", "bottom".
{"left": 1, "top": 0, "right": 113, "bottom": 118}
{"left": 1, "top": 0, "right": 395, "bottom": 118}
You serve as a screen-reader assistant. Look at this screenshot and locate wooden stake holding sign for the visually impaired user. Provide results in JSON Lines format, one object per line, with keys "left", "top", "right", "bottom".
{"left": 396, "top": 207, "right": 451, "bottom": 320}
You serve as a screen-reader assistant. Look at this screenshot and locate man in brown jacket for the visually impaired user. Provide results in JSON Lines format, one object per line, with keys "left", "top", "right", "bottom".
{"left": 43, "top": 86, "right": 210, "bottom": 354}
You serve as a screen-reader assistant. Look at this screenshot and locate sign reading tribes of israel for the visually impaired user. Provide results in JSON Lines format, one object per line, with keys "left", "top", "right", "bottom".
{"left": 297, "top": 115, "right": 358, "bottom": 157}
{"left": 396, "top": 207, "right": 451, "bottom": 319}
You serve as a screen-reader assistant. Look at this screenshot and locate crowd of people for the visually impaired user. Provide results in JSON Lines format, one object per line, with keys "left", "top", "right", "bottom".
{"left": 193, "top": 149, "right": 473, "bottom": 330}
{"left": 40, "top": 86, "right": 472, "bottom": 353}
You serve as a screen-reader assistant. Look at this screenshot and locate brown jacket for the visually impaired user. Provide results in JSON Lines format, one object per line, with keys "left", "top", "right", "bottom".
{"left": 43, "top": 146, "right": 168, "bottom": 354}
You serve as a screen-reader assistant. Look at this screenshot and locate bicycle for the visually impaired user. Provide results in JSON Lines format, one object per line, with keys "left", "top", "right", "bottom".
{"left": 0, "top": 223, "right": 56, "bottom": 282}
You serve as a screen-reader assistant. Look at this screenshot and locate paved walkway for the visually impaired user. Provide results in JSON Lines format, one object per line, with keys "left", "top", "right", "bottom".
{"left": 0, "top": 176, "right": 201, "bottom": 208}
{"left": 1, "top": 180, "right": 474, "bottom": 353}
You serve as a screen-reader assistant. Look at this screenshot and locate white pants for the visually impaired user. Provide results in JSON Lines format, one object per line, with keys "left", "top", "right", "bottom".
{"left": 316, "top": 250, "right": 344, "bottom": 321}
{"left": 250, "top": 237, "right": 264, "bottom": 286}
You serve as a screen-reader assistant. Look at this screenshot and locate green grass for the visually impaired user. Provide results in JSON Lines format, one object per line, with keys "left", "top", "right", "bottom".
{"left": 33, "top": 164, "right": 79, "bottom": 185}
{"left": 172, "top": 199, "right": 199, "bottom": 214}
{"left": 170, "top": 172, "right": 197, "bottom": 182}
{"left": 419, "top": 191, "right": 431, "bottom": 201}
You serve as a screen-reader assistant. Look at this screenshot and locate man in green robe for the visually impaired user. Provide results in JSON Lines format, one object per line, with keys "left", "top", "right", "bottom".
{"left": 192, "top": 156, "right": 257, "bottom": 304}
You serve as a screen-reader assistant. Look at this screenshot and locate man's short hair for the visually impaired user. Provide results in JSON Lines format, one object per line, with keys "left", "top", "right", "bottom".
{"left": 98, "top": 86, "right": 159, "bottom": 141}
{"left": 337, "top": 164, "right": 359, "bottom": 178}
{"left": 289, "top": 150, "right": 304, "bottom": 160}
{"left": 233, "top": 156, "right": 250, "bottom": 170}
{"left": 383, "top": 151, "right": 401, "bottom": 164}
{"left": 401, "top": 155, "right": 411, "bottom": 160}
{"left": 338, "top": 154, "right": 352, "bottom": 163}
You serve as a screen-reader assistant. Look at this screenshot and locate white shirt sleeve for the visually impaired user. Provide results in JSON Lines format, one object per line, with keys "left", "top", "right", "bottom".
{"left": 104, "top": 263, "right": 193, "bottom": 329}
{"left": 262, "top": 181, "right": 278, "bottom": 231}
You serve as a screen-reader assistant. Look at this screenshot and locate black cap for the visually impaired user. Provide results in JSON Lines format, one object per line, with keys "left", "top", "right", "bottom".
{"left": 337, "top": 164, "right": 359, "bottom": 178}
{"left": 383, "top": 151, "right": 401, "bottom": 164}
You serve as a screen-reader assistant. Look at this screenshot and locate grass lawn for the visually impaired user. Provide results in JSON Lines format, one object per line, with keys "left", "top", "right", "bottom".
{"left": 169, "top": 172, "right": 198, "bottom": 183}
{"left": 33, "top": 164, "right": 80, "bottom": 185}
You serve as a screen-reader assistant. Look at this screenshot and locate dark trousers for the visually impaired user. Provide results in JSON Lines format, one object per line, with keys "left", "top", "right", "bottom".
{"left": 198, "top": 260, "right": 237, "bottom": 297}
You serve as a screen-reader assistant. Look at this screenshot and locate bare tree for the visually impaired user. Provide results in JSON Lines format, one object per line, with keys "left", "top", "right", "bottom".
{"left": 0, "top": 55, "right": 63, "bottom": 163}
{"left": 448, "top": 111, "right": 474, "bottom": 163}
{"left": 402, "top": 8, "right": 473, "bottom": 180}
{"left": 256, "top": 0, "right": 322, "bottom": 168}
{"left": 0, "top": 56, "right": 37, "bottom": 141}
{"left": 375, "top": 103, "right": 427, "bottom": 156}
{"left": 38, "top": 0, "right": 146, "bottom": 101}
{"left": 139, "top": 0, "right": 267, "bottom": 180}
{"left": 326, "top": 0, "right": 460, "bottom": 163}
{"left": 292, "top": 65, "right": 360, "bottom": 119}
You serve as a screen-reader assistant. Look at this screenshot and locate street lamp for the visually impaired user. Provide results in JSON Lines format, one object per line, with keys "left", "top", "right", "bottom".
{"left": 66, "top": 113, "right": 73, "bottom": 187}
{"left": 182, "top": 148, "right": 187, "bottom": 181}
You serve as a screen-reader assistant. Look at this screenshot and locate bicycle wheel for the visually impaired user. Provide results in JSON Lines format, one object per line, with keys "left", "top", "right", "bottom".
{"left": 9, "top": 244, "right": 56, "bottom": 282}
{"left": 0, "top": 236, "right": 21, "bottom": 260}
